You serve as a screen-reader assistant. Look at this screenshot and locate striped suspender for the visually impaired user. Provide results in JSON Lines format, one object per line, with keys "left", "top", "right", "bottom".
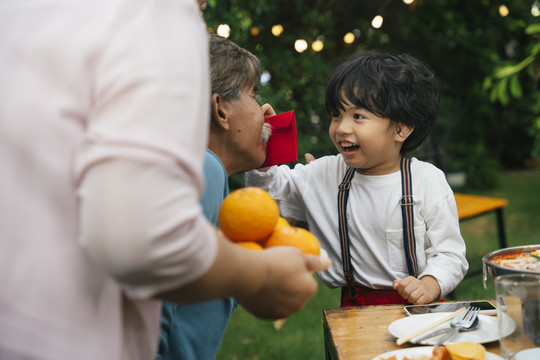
{"left": 337, "top": 167, "right": 357, "bottom": 297}
{"left": 338, "top": 157, "right": 418, "bottom": 296}
{"left": 400, "top": 157, "right": 418, "bottom": 276}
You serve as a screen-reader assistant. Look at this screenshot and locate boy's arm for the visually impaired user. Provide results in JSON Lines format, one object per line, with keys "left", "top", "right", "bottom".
{"left": 420, "top": 194, "right": 469, "bottom": 297}
{"left": 415, "top": 165, "right": 469, "bottom": 297}
{"left": 246, "top": 152, "right": 315, "bottom": 196}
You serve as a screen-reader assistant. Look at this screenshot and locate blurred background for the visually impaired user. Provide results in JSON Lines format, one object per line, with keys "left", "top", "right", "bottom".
{"left": 201, "top": 1, "right": 539, "bottom": 358}
{"left": 203, "top": 0, "right": 539, "bottom": 190}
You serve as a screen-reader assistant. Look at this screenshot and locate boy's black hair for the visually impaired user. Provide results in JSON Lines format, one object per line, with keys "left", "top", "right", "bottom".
{"left": 325, "top": 51, "right": 439, "bottom": 153}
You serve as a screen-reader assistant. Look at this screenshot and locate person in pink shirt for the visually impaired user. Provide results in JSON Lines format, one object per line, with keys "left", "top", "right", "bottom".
{"left": 0, "top": 1, "right": 329, "bottom": 359}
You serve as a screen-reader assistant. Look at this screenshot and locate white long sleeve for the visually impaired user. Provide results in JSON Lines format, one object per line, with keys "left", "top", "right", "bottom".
{"left": 246, "top": 156, "right": 468, "bottom": 297}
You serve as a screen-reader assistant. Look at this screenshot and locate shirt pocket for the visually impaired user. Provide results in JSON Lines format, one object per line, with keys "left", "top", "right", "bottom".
{"left": 386, "top": 226, "right": 426, "bottom": 274}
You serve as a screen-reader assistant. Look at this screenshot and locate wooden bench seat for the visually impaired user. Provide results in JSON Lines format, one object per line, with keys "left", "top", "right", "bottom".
{"left": 454, "top": 193, "right": 508, "bottom": 222}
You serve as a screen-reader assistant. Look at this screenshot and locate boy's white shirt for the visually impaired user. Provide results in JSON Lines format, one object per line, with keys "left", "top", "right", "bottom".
{"left": 245, "top": 155, "right": 468, "bottom": 297}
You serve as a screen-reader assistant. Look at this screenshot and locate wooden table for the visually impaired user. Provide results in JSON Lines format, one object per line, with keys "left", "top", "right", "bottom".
{"left": 323, "top": 302, "right": 501, "bottom": 359}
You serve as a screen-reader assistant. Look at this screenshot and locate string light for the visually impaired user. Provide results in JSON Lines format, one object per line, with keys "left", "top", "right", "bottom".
{"left": 312, "top": 39, "right": 324, "bottom": 52}
{"left": 261, "top": 71, "right": 271, "bottom": 85}
{"left": 272, "top": 25, "right": 284, "bottom": 36}
{"left": 216, "top": 24, "right": 230, "bottom": 38}
{"left": 532, "top": 0, "right": 540, "bottom": 16}
{"left": 499, "top": 5, "right": 509, "bottom": 17}
{"left": 371, "top": 15, "right": 383, "bottom": 29}
{"left": 250, "top": 27, "right": 260, "bottom": 36}
{"left": 343, "top": 32, "right": 355, "bottom": 44}
{"left": 294, "top": 39, "right": 308, "bottom": 53}
{"left": 214, "top": 1, "right": 532, "bottom": 61}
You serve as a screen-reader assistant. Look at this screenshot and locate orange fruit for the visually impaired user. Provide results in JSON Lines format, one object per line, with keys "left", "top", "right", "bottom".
{"left": 259, "top": 216, "right": 291, "bottom": 247}
{"left": 236, "top": 242, "right": 264, "bottom": 251}
{"left": 264, "top": 226, "right": 321, "bottom": 256}
{"left": 218, "top": 187, "right": 279, "bottom": 242}
{"left": 274, "top": 216, "right": 290, "bottom": 231}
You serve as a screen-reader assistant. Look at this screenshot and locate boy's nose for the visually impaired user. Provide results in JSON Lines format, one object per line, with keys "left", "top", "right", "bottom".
{"left": 336, "top": 120, "right": 353, "bottom": 135}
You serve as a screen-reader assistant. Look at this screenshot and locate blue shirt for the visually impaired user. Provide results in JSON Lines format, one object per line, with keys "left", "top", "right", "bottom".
{"left": 157, "top": 150, "right": 236, "bottom": 360}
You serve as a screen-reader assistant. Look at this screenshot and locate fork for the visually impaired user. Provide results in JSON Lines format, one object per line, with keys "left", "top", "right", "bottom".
{"left": 412, "top": 308, "right": 469, "bottom": 343}
{"left": 434, "top": 306, "right": 481, "bottom": 346}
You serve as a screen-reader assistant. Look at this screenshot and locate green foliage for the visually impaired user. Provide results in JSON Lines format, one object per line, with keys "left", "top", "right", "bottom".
{"left": 484, "top": 40, "right": 538, "bottom": 106}
{"left": 532, "top": 117, "right": 540, "bottom": 157}
{"left": 464, "top": 149, "right": 500, "bottom": 190}
{"left": 203, "top": 0, "right": 539, "bottom": 189}
{"left": 483, "top": 22, "right": 540, "bottom": 163}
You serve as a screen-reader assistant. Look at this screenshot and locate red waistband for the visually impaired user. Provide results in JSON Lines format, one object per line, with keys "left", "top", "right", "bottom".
{"left": 340, "top": 286, "right": 408, "bottom": 307}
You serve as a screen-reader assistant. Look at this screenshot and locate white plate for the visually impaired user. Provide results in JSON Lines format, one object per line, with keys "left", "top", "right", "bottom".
{"left": 515, "top": 348, "right": 540, "bottom": 360}
{"left": 388, "top": 312, "right": 515, "bottom": 345}
{"left": 371, "top": 346, "right": 503, "bottom": 360}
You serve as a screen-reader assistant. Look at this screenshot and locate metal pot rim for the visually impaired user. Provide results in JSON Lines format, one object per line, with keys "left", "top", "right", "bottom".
{"left": 482, "top": 244, "right": 540, "bottom": 275}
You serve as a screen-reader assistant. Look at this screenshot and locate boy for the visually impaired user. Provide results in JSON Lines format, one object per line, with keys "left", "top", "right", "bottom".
{"left": 246, "top": 52, "right": 468, "bottom": 306}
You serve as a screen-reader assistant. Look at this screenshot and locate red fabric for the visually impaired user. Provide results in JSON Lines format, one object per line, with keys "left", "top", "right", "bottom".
{"left": 340, "top": 286, "right": 408, "bottom": 307}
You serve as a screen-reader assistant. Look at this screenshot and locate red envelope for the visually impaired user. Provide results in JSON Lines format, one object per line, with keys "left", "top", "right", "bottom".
{"left": 263, "top": 110, "right": 298, "bottom": 167}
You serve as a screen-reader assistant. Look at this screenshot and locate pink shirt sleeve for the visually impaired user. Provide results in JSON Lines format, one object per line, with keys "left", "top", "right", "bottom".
{"left": 0, "top": 0, "right": 215, "bottom": 357}
{"left": 75, "top": 0, "right": 217, "bottom": 298}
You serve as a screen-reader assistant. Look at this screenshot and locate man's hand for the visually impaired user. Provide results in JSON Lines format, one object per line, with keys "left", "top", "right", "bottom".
{"left": 237, "top": 247, "right": 331, "bottom": 319}
{"left": 392, "top": 275, "right": 441, "bottom": 305}
{"left": 157, "top": 230, "right": 330, "bottom": 320}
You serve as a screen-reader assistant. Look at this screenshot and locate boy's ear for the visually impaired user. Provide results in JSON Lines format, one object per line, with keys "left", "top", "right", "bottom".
{"left": 211, "top": 93, "right": 229, "bottom": 130}
{"left": 395, "top": 122, "right": 414, "bottom": 143}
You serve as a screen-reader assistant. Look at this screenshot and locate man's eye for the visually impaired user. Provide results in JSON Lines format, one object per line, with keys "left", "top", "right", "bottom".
{"left": 353, "top": 114, "right": 364, "bottom": 120}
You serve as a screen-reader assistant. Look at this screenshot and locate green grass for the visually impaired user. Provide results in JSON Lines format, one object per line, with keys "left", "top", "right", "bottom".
{"left": 451, "top": 169, "right": 540, "bottom": 301}
{"left": 216, "top": 169, "right": 540, "bottom": 360}
{"left": 216, "top": 279, "right": 340, "bottom": 360}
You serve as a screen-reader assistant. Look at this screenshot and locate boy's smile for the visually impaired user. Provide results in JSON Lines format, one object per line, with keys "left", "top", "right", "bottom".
{"left": 337, "top": 140, "right": 360, "bottom": 156}
{"left": 329, "top": 99, "right": 410, "bottom": 176}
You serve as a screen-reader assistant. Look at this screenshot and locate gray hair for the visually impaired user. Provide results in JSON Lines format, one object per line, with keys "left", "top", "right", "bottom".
{"left": 209, "top": 34, "right": 261, "bottom": 101}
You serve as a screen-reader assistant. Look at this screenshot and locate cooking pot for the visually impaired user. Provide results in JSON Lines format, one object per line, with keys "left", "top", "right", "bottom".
{"left": 482, "top": 245, "right": 540, "bottom": 289}
{"left": 485, "top": 246, "right": 540, "bottom": 349}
